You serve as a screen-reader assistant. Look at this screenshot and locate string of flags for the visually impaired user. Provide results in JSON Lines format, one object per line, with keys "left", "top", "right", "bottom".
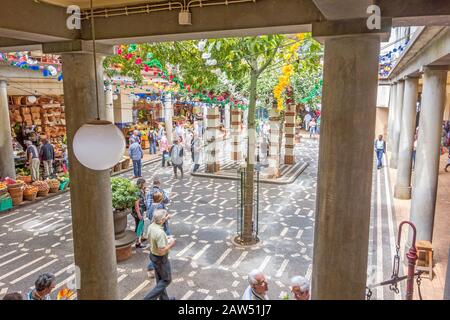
{"left": 0, "top": 52, "right": 63, "bottom": 81}
{"left": 379, "top": 38, "right": 409, "bottom": 78}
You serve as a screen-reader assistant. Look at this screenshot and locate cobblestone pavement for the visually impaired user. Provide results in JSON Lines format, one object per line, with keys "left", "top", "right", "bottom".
{"left": 0, "top": 137, "right": 399, "bottom": 300}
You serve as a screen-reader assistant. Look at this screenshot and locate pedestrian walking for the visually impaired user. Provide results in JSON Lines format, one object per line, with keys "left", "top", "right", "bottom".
{"left": 147, "top": 192, "right": 171, "bottom": 234}
{"left": 145, "top": 191, "right": 171, "bottom": 278}
{"left": 170, "top": 138, "right": 184, "bottom": 179}
{"left": 39, "top": 138, "right": 55, "bottom": 179}
{"left": 129, "top": 129, "right": 141, "bottom": 145}
{"left": 290, "top": 276, "right": 310, "bottom": 300}
{"left": 27, "top": 273, "right": 56, "bottom": 300}
{"left": 309, "top": 118, "right": 317, "bottom": 138}
{"left": 192, "top": 133, "right": 202, "bottom": 172}
{"left": 175, "top": 122, "right": 184, "bottom": 143}
{"left": 304, "top": 113, "right": 312, "bottom": 131}
{"left": 160, "top": 134, "right": 171, "bottom": 167}
{"left": 374, "top": 134, "right": 386, "bottom": 169}
{"left": 25, "top": 140, "right": 40, "bottom": 181}
{"left": 132, "top": 178, "right": 147, "bottom": 248}
{"left": 412, "top": 135, "right": 417, "bottom": 170}
{"left": 145, "top": 177, "right": 170, "bottom": 211}
{"left": 143, "top": 209, "right": 176, "bottom": 300}
{"left": 129, "top": 138, "right": 144, "bottom": 178}
{"left": 148, "top": 130, "right": 157, "bottom": 155}
{"left": 242, "top": 269, "right": 269, "bottom": 300}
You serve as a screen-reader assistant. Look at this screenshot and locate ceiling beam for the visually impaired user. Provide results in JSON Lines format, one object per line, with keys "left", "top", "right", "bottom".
{"left": 80, "top": 0, "right": 324, "bottom": 43}
{"left": 0, "top": 0, "right": 79, "bottom": 42}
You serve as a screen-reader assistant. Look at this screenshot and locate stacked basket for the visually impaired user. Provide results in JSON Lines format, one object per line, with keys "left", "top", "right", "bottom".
{"left": 32, "top": 181, "right": 50, "bottom": 197}
{"left": 47, "top": 179, "right": 60, "bottom": 193}
{"left": 7, "top": 182, "right": 25, "bottom": 206}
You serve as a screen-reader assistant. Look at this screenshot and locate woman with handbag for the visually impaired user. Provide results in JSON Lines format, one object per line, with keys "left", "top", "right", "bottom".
{"left": 133, "top": 178, "right": 147, "bottom": 248}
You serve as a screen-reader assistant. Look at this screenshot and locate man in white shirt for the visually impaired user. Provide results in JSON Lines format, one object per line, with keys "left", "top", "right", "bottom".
{"left": 242, "top": 269, "right": 269, "bottom": 300}
{"left": 374, "top": 134, "right": 386, "bottom": 169}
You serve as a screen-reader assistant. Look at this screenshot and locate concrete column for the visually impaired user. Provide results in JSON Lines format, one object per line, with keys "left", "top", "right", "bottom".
{"left": 267, "top": 104, "right": 281, "bottom": 177}
{"left": 61, "top": 51, "right": 118, "bottom": 300}
{"left": 0, "top": 80, "right": 16, "bottom": 179}
{"left": 394, "top": 76, "right": 419, "bottom": 199}
{"left": 104, "top": 79, "right": 114, "bottom": 123}
{"left": 311, "top": 35, "right": 380, "bottom": 300}
{"left": 205, "top": 106, "right": 220, "bottom": 173}
{"left": 224, "top": 103, "right": 231, "bottom": 132}
{"left": 387, "top": 83, "right": 397, "bottom": 152}
{"left": 445, "top": 247, "right": 450, "bottom": 300}
{"left": 284, "top": 103, "right": 296, "bottom": 165}
{"left": 390, "top": 80, "right": 405, "bottom": 168}
{"left": 164, "top": 93, "right": 173, "bottom": 144}
{"left": 231, "top": 109, "right": 242, "bottom": 161}
{"left": 410, "top": 67, "right": 448, "bottom": 242}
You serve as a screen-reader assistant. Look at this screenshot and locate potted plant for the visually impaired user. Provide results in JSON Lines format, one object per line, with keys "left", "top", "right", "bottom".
{"left": 111, "top": 177, "right": 139, "bottom": 261}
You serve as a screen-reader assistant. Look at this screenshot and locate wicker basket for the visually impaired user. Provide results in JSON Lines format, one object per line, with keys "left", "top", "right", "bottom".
{"left": 113, "top": 163, "right": 122, "bottom": 172}
{"left": 49, "top": 187, "right": 59, "bottom": 193}
{"left": 7, "top": 184, "right": 24, "bottom": 198}
{"left": 24, "top": 192, "right": 37, "bottom": 202}
{"left": 121, "top": 158, "right": 130, "bottom": 170}
{"left": 37, "top": 189, "right": 49, "bottom": 197}
{"left": 17, "top": 175, "right": 32, "bottom": 184}
{"left": 11, "top": 195, "right": 23, "bottom": 206}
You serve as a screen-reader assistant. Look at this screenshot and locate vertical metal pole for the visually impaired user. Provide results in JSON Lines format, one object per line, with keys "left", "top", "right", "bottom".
{"left": 397, "top": 221, "right": 418, "bottom": 300}
{"left": 405, "top": 246, "right": 418, "bottom": 300}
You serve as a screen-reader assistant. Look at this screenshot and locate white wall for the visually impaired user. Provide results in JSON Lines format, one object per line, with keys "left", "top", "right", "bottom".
{"left": 377, "top": 85, "right": 390, "bottom": 108}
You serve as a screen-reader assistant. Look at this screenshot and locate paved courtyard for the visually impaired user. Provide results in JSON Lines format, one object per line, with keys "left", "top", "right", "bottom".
{"left": 0, "top": 137, "right": 403, "bottom": 300}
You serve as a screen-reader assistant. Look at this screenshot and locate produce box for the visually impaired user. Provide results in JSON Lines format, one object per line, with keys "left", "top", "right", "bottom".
{"left": 0, "top": 196, "right": 13, "bottom": 212}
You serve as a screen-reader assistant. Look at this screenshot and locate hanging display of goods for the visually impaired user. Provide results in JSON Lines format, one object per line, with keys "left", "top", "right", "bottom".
{"left": 46, "top": 179, "right": 61, "bottom": 193}
{"left": 23, "top": 185, "right": 38, "bottom": 202}
{"left": 32, "top": 181, "right": 50, "bottom": 197}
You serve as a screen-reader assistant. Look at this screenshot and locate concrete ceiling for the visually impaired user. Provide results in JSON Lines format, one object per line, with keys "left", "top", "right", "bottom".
{"left": 312, "top": 0, "right": 375, "bottom": 20}
{"left": 39, "top": 0, "right": 158, "bottom": 9}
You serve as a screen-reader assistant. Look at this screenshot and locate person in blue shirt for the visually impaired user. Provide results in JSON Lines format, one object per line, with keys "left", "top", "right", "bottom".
{"left": 145, "top": 177, "right": 170, "bottom": 212}
{"left": 129, "top": 138, "right": 144, "bottom": 178}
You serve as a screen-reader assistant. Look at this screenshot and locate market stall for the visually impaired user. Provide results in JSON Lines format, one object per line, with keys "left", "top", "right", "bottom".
{"left": 8, "top": 94, "right": 67, "bottom": 176}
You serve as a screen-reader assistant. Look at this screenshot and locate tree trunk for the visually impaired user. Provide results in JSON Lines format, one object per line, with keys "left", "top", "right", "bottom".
{"left": 242, "top": 70, "right": 258, "bottom": 244}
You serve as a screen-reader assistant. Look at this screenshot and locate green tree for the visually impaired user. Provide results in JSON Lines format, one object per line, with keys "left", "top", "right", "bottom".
{"left": 207, "top": 35, "right": 286, "bottom": 244}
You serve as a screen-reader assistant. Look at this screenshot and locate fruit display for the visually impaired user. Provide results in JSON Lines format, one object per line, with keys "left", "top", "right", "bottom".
{"left": 32, "top": 181, "right": 50, "bottom": 197}
{"left": 46, "top": 179, "right": 61, "bottom": 193}
{"left": 23, "top": 185, "right": 39, "bottom": 201}
{"left": 32, "top": 181, "right": 49, "bottom": 191}
{"left": 0, "top": 182, "right": 8, "bottom": 196}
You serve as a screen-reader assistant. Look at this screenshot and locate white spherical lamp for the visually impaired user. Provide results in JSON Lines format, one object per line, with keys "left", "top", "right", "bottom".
{"left": 73, "top": 120, "right": 125, "bottom": 170}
